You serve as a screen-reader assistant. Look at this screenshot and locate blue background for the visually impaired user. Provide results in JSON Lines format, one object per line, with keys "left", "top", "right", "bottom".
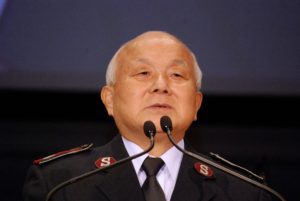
{"left": 0, "top": 0, "right": 299, "bottom": 95}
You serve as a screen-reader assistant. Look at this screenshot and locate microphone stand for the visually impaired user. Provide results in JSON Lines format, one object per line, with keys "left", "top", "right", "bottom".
{"left": 161, "top": 117, "right": 286, "bottom": 201}
{"left": 46, "top": 131, "right": 155, "bottom": 201}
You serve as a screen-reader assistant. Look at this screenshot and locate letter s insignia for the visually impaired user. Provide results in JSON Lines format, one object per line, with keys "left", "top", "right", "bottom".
{"left": 95, "top": 157, "right": 116, "bottom": 168}
{"left": 194, "top": 162, "right": 214, "bottom": 177}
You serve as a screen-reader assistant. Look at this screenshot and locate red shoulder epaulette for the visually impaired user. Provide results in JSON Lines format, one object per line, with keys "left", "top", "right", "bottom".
{"left": 33, "top": 143, "right": 93, "bottom": 165}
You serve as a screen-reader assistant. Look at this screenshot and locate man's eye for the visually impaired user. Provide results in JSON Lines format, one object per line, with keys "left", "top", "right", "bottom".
{"left": 133, "top": 71, "right": 151, "bottom": 79}
{"left": 136, "top": 71, "right": 151, "bottom": 76}
{"left": 172, "top": 73, "right": 183, "bottom": 78}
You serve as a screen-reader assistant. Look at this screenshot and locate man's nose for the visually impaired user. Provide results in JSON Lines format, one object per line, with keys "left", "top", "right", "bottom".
{"left": 150, "top": 74, "right": 171, "bottom": 94}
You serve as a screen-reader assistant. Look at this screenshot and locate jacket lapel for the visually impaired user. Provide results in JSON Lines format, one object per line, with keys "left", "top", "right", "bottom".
{"left": 170, "top": 154, "right": 218, "bottom": 201}
{"left": 93, "top": 135, "right": 145, "bottom": 201}
{"left": 170, "top": 140, "right": 235, "bottom": 201}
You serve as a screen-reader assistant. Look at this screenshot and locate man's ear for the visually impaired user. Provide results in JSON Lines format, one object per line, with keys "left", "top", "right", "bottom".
{"left": 100, "top": 86, "right": 114, "bottom": 116}
{"left": 194, "top": 91, "right": 203, "bottom": 121}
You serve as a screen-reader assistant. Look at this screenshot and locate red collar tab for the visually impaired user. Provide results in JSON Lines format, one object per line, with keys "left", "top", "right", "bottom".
{"left": 95, "top": 157, "right": 116, "bottom": 169}
{"left": 33, "top": 143, "right": 93, "bottom": 165}
{"left": 194, "top": 162, "right": 214, "bottom": 178}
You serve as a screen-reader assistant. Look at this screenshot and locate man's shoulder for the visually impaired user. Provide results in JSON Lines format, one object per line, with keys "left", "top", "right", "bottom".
{"left": 27, "top": 136, "right": 122, "bottom": 184}
{"left": 32, "top": 143, "right": 94, "bottom": 166}
{"left": 179, "top": 150, "right": 274, "bottom": 200}
{"left": 182, "top": 150, "right": 264, "bottom": 186}
{"left": 23, "top": 136, "right": 125, "bottom": 201}
{"left": 35, "top": 139, "right": 118, "bottom": 170}
{"left": 184, "top": 141, "right": 264, "bottom": 184}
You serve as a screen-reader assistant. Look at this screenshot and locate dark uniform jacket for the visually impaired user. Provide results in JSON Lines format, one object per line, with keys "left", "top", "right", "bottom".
{"left": 23, "top": 135, "right": 275, "bottom": 201}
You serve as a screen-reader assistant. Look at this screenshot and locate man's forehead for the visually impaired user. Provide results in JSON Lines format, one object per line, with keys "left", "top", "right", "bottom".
{"left": 125, "top": 31, "right": 185, "bottom": 50}
{"left": 118, "top": 32, "right": 192, "bottom": 61}
{"left": 133, "top": 58, "right": 189, "bottom": 68}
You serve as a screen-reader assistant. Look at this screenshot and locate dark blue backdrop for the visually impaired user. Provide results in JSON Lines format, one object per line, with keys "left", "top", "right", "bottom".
{"left": 0, "top": 0, "right": 299, "bottom": 95}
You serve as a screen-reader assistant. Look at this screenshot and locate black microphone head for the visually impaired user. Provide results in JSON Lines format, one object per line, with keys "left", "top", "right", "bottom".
{"left": 143, "top": 121, "right": 156, "bottom": 138}
{"left": 160, "top": 116, "right": 173, "bottom": 133}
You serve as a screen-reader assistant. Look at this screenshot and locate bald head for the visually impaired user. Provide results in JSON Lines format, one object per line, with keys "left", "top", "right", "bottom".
{"left": 105, "top": 31, "right": 202, "bottom": 89}
{"left": 125, "top": 31, "right": 185, "bottom": 48}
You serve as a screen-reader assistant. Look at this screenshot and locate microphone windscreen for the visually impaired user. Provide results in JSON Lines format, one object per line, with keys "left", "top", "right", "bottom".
{"left": 143, "top": 121, "right": 156, "bottom": 138}
{"left": 160, "top": 116, "right": 173, "bottom": 132}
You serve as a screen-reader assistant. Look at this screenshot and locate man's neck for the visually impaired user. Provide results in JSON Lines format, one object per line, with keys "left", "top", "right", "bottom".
{"left": 149, "top": 137, "right": 174, "bottom": 156}
{"left": 122, "top": 131, "right": 184, "bottom": 157}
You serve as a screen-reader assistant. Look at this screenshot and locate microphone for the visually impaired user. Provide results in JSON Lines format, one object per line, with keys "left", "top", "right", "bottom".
{"left": 46, "top": 121, "right": 156, "bottom": 201}
{"left": 160, "top": 116, "right": 286, "bottom": 201}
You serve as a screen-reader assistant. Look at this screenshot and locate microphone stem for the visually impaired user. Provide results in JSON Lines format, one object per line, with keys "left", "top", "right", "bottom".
{"left": 166, "top": 130, "right": 286, "bottom": 201}
{"left": 46, "top": 134, "right": 155, "bottom": 201}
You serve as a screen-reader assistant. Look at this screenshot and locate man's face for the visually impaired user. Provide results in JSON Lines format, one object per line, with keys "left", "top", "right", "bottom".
{"left": 102, "top": 35, "right": 202, "bottom": 142}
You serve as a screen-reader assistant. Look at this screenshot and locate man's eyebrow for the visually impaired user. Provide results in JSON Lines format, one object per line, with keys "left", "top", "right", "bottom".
{"left": 172, "top": 59, "right": 188, "bottom": 67}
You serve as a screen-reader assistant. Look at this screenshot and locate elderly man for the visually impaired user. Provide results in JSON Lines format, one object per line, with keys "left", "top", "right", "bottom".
{"left": 23, "top": 31, "right": 275, "bottom": 201}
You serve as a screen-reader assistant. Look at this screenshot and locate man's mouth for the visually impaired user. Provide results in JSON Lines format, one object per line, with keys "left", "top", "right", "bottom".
{"left": 147, "top": 103, "right": 173, "bottom": 109}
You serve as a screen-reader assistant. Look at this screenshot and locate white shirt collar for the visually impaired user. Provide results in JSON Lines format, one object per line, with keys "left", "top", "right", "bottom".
{"left": 122, "top": 136, "right": 184, "bottom": 181}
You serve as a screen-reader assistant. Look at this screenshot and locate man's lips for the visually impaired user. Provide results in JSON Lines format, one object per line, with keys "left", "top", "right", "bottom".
{"left": 146, "top": 103, "right": 173, "bottom": 109}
